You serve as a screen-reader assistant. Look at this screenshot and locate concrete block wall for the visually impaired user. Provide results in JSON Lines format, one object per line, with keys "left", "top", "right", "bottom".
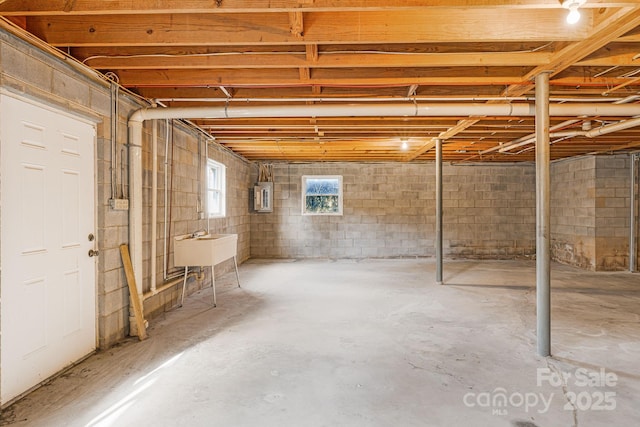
{"left": 444, "top": 163, "right": 536, "bottom": 258}
{"left": 551, "top": 154, "right": 632, "bottom": 271}
{"left": 250, "top": 162, "right": 536, "bottom": 259}
{"left": 633, "top": 155, "right": 640, "bottom": 270}
{"left": 595, "top": 155, "right": 630, "bottom": 270}
{"left": 0, "top": 30, "right": 252, "bottom": 349}
{"left": 143, "top": 123, "right": 252, "bottom": 319}
{"left": 550, "top": 156, "right": 597, "bottom": 270}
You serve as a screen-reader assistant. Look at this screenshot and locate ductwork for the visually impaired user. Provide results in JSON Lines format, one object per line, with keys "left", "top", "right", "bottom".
{"left": 126, "top": 101, "right": 640, "bottom": 321}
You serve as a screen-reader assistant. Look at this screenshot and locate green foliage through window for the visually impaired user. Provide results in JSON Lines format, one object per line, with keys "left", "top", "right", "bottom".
{"left": 302, "top": 176, "right": 342, "bottom": 215}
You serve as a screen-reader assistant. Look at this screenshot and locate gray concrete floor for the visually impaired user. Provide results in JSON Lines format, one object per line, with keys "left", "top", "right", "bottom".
{"left": 2, "top": 259, "right": 639, "bottom": 427}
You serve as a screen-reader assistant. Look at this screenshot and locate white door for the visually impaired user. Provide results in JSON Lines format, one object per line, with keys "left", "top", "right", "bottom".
{"left": 1, "top": 94, "right": 97, "bottom": 405}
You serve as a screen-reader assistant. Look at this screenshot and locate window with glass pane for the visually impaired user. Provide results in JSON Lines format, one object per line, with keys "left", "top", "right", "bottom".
{"left": 207, "top": 159, "right": 226, "bottom": 217}
{"left": 302, "top": 175, "right": 343, "bottom": 215}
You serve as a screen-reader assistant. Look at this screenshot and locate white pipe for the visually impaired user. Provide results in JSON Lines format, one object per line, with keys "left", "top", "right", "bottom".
{"left": 127, "top": 120, "right": 144, "bottom": 299}
{"left": 205, "top": 140, "right": 210, "bottom": 234}
{"left": 127, "top": 101, "right": 640, "bottom": 305}
{"left": 585, "top": 117, "right": 640, "bottom": 137}
{"left": 110, "top": 83, "right": 118, "bottom": 199}
{"left": 151, "top": 119, "right": 158, "bottom": 293}
{"left": 154, "top": 96, "right": 629, "bottom": 104}
{"left": 129, "top": 103, "right": 640, "bottom": 124}
{"left": 487, "top": 119, "right": 581, "bottom": 155}
{"left": 143, "top": 271, "right": 197, "bottom": 300}
{"left": 495, "top": 96, "right": 640, "bottom": 154}
{"left": 499, "top": 130, "right": 586, "bottom": 153}
{"left": 163, "top": 120, "right": 170, "bottom": 280}
{"left": 160, "top": 120, "right": 186, "bottom": 283}
{"left": 499, "top": 116, "right": 640, "bottom": 153}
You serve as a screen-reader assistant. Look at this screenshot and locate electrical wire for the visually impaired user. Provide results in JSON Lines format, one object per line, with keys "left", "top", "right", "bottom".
{"left": 81, "top": 42, "right": 556, "bottom": 63}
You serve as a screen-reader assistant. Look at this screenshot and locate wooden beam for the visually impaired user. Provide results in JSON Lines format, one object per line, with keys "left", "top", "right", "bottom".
{"left": 114, "top": 68, "right": 536, "bottom": 87}
{"left": 5, "top": 15, "right": 26, "bottom": 29}
{"left": 2, "top": 0, "right": 638, "bottom": 15}
{"left": 616, "top": 33, "right": 640, "bottom": 42}
{"left": 306, "top": 44, "right": 318, "bottom": 62}
{"left": 503, "top": 6, "right": 640, "bottom": 97}
{"left": 289, "top": 11, "right": 304, "bottom": 37}
{"left": 299, "top": 67, "right": 310, "bottom": 81}
{"left": 26, "top": 10, "right": 589, "bottom": 47}
{"left": 410, "top": 6, "right": 640, "bottom": 162}
{"left": 577, "top": 43, "right": 640, "bottom": 67}
{"left": 82, "top": 50, "right": 554, "bottom": 70}
{"left": 404, "top": 118, "right": 483, "bottom": 161}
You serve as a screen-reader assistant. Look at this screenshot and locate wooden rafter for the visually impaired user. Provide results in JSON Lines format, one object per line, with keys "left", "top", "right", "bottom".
{"left": 405, "top": 5, "right": 640, "bottom": 162}
{"left": 3, "top": 2, "right": 640, "bottom": 162}
{"left": 26, "top": 10, "right": 590, "bottom": 47}
{"left": 2, "top": 0, "right": 639, "bottom": 15}
{"left": 505, "top": 6, "right": 640, "bottom": 97}
{"left": 82, "top": 50, "right": 555, "bottom": 70}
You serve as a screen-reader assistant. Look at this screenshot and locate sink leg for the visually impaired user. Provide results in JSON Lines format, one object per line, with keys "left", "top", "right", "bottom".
{"left": 211, "top": 265, "right": 217, "bottom": 307}
{"left": 179, "top": 266, "right": 188, "bottom": 307}
{"left": 233, "top": 256, "right": 241, "bottom": 288}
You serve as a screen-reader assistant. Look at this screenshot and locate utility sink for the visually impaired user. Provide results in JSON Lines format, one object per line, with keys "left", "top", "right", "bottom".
{"left": 174, "top": 233, "right": 240, "bottom": 308}
{"left": 174, "top": 233, "right": 238, "bottom": 267}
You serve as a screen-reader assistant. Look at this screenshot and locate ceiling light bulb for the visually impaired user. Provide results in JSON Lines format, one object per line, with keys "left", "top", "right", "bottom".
{"left": 401, "top": 140, "right": 409, "bottom": 150}
{"left": 561, "top": 0, "right": 586, "bottom": 24}
{"left": 566, "top": 5, "right": 581, "bottom": 24}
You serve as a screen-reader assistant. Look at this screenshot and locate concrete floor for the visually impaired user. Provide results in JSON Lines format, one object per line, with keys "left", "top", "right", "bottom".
{"left": 2, "top": 259, "right": 639, "bottom": 427}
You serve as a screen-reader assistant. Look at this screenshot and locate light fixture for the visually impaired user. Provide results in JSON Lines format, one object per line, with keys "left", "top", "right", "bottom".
{"left": 400, "top": 138, "right": 409, "bottom": 150}
{"left": 561, "top": 0, "right": 586, "bottom": 25}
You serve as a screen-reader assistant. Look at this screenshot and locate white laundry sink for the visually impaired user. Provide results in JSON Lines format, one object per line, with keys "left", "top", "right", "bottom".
{"left": 174, "top": 233, "right": 238, "bottom": 267}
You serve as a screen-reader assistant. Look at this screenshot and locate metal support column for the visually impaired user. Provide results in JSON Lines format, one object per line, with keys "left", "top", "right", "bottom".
{"left": 631, "top": 153, "right": 637, "bottom": 272}
{"left": 535, "top": 72, "right": 551, "bottom": 357}
{"left": 436, "top": 138, "right": 443, "bottom": 285}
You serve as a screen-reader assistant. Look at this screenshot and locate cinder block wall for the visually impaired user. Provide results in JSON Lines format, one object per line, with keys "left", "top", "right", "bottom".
{"left": 141, "top": 122, "right": 252, "bottom": 320}
{"left": 250, "top": 162, "right": 536, "bottom": 258}
{"left": 0, "top": 30, "right": 252, "bottom": 348}
{"left": 595, "top": 155, "right": 630, "bottom": 270}
{"left": 551, "top": 154, "right": 631, "bottom": 271}
{"left": 550, "top": 156, "right": 597, "bottom": 269}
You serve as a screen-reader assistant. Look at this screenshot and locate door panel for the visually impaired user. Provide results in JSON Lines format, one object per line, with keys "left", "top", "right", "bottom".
{"left": 1, "top": 94, "right": 97, "bottom": 405}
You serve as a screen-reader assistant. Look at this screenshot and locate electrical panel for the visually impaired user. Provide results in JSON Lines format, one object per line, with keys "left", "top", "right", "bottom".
{"left": 254, "top": 182, "right": 273, "bottom": 212}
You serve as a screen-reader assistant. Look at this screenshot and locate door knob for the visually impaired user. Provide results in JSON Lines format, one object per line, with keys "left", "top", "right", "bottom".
{"left": 88, "top": 249, "right": 99, "bottom": 257}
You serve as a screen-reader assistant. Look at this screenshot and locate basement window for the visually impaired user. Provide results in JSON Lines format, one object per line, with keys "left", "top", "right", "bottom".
{"left": 302, "top": 175, "right": 343, "bottom": 215}
{"left": 207, "top": 159, "right": 226, "bottom": 218}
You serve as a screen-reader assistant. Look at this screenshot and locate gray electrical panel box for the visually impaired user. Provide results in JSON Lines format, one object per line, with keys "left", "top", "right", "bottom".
{"left": 253, "top": 182, "right": 273, "bottom": 212}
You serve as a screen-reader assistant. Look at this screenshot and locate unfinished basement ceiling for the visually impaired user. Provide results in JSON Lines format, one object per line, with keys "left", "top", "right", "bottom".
{"left": 3, "top": 1, "right": 640, "bottom": 162}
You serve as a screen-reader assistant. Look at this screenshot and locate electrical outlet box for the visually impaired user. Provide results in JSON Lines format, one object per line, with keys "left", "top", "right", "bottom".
{"left": 109, "top": 198, "right": 129, "bottom": 210}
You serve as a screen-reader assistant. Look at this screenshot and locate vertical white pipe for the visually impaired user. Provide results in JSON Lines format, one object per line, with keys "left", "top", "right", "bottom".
{"left": 163, "top": 120, "right": 170, "bottom": 280}
{"left": 110, "top": 83, "right": 117, "bottom": 199}
{"left": 151, "top": 119, "right": 158, "bottom": 292}
{"left": 128, "top": 120, "right": 144, "bottom": 299}
{"left": 205, "top": 139, "right": 210, "bottom": 234}
{"left": 535, "top": 73, "right": 551, "bottom": 357}
{"left": 435, "top": 138, "right": 443, "bottom": 285}
{"left": 631, "top": 153, "right": 637, "bottom": 272}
